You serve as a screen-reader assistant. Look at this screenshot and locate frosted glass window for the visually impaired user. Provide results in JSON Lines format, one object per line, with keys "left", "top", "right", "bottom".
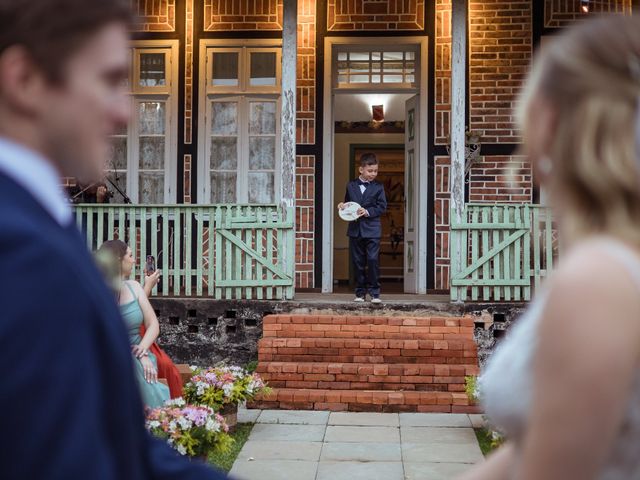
{"left": 139, "top": 53, "right": 166, "bottom": 87}
{"left": 139, "top": 137, "right": 165, "bottom": 169}
{"left": 248, "top": 172, "right": 274, "bottom": 203}
{"left": 211, "top": 102, "right": 238, "bottom": 135}
{"left": 211, "top": 172, "right": 237, "bottom": 203}
{"left": 108, "top": 137, "right": 127, "bottom": 170}
{"left": 212, "top": 52, "right": 239, "bottom": 86}
{"left": 107, "top": 172, "right": 128, "bottom": 203}
{"left": 139, "top": 102, "right": 166, "bottom": 135}
{"left": 210, "top": 138, "right": 238, "bottom": 170}
{"left": 250, "top": 52, "right": 277, "bottom": 86}
{"left": 249, "top": 102, "right": 276, "bottom": 135}
{"left": 349, "top": 52, "right": 369, "bottom": 61}
{"left": 139, "top": 172, "right": 164, "bottom": 203}
{"left": 249, "top": 137, "right": 275, "bottom": 170}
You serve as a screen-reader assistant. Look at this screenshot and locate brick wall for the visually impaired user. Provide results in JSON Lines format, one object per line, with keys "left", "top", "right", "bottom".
{"left": 130, "top": 0, "right": 176, "bottom": 31}
{"left": 295, "top": 155, "right": 315, "bottom": 289}
{"left": 203, "top": 0, "right": 283, "bottom": 30}
{"left": 327, "top": 0, "right": 425, "bottom": 30}
{"left": 544, "top": 0, "right": 631, "bottom": 27}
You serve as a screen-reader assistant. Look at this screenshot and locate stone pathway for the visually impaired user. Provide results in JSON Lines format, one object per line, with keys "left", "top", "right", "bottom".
{"left": 230, "top": 409, "right": 485, "bottom": 480}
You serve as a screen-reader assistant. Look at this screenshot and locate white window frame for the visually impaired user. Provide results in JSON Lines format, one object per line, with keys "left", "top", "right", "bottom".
{"left": 198, "top": 39, "right": 282, "bottom": 205}
{"left": 333, "top": 44, "right": 420, "bottom": 91}
{"left": 108, "top": 40, "right": 179, "bottom": 204}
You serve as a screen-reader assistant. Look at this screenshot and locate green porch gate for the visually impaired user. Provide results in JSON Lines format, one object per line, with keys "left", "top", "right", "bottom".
{"left": 450, "top": 204, "right": 557, "bottom": 302}
{"left": 73, "top": 204, "right": 295, "bottom": 300}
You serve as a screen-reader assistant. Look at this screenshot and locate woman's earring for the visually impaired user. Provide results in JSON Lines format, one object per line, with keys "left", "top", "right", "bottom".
{"left": 538, "top": 156, "right": 553, "bottom": 176}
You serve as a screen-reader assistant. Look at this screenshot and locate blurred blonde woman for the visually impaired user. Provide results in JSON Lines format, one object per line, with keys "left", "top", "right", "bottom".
{"left": 459, "top": 16, "right": 640, "bottom": 480}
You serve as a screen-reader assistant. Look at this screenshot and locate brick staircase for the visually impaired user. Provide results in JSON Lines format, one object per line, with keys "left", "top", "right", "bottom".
{"left": 250, "top": 314, "right": 481, "bottom": 413}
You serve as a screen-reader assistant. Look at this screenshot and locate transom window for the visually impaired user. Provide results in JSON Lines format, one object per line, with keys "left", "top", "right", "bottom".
{"left": 107, "top": 42, "right": 178, "bottom": 204}
{"left": 334, "top": 46, "right": 419, "bottom": 89}
{"left": 199, "top": 41, "right": 281, "bottom": 204}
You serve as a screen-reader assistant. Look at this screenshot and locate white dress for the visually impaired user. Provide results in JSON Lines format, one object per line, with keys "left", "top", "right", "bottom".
{"left": 480, "top": 239, "right": 640, "bottom": 479}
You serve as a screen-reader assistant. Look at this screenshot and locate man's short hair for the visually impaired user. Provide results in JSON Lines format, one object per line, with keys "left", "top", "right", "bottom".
{"left": 0, "top": 0, "right": 132, "bottom": 83}
{"left": 360, "top": 153, "right": 378, "bottom": 167}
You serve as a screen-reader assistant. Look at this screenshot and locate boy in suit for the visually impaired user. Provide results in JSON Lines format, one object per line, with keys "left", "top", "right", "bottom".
{"left": 0, "top": 0, "right": 223, "bottom": 478}
{"left": 338, "top": 153, "right": 387, "bottom": 303}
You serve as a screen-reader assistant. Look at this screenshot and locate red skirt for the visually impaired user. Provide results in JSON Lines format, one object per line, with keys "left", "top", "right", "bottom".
{"left": 140, "top": 325, "right": 184, "bottom": 399}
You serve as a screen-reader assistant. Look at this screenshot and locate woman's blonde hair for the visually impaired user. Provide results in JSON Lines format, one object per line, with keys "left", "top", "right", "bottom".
{"left": 521, "top": 15, "right": 640, "bottom": 246}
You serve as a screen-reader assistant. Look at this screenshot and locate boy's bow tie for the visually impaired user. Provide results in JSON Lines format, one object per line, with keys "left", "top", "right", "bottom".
{"left": 357, "top": 180, "right": 370, "bottom": 186}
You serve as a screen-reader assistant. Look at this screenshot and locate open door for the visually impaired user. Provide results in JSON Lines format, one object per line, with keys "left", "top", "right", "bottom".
{"left": 404, "top": 96, "right": 419, "bottom": 293}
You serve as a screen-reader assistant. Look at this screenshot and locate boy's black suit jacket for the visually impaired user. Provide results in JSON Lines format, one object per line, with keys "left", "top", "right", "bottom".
{"left": 344, "top": 179, "right": 387, "bottom": 239}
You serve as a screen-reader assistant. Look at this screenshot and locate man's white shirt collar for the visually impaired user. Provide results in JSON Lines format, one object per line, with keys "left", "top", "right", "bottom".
{"left": 0, "top": 137, "right": 72, "bottom": 226}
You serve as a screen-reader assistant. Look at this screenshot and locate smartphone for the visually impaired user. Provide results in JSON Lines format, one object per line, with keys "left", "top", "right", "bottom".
{"left": 145, "top": 255, "right": 156, "bottom": 274}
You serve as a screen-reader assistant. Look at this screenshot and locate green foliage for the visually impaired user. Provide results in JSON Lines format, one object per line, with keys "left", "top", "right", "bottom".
{"left": 465, "top": 375, "right": 479, "bottom": 402}
{"left": 244, "top": 360, "right": 258, "bottom": 373}
{"left": 208, "top": 423, "right": 254, "bottom": 472}
{"left": 474, "top": 427, "right": 505, "bottom": 456}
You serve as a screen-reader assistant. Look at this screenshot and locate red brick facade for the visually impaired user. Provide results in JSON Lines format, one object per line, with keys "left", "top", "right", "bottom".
{"left": 327, "top": 0, "right": 425, "bottom": 30}
{"left": 120, "top": 1, "right": 634, "bottom": 292}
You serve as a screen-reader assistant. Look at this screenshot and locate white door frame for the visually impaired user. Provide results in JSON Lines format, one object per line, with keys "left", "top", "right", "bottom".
{"left": 322, "top": 36, "right": 429, "bottom": 293}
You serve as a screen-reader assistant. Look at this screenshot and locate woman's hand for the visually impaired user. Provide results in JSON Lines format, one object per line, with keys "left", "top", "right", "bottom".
{"left": 131, "top": 344, "right": 148, "bottom": 358}
{"left": 139, "top": 356, "right": 157, "bottom": 384}
{"left": 144, "top": 270, "right": 161, "bottom": 293}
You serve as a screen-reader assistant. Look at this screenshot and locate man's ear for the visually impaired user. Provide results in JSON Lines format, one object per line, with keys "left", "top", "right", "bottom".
{"left": 0, "top": 46, "right": 48, "bottom": 116}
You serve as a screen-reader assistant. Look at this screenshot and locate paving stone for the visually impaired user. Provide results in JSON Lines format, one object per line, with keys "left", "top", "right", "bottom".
{"left": 404, "top": 462, "right": 474, "bottom": 480}
{"left": 468, "top": 414, "right": 488, "bottom": 429}
{"left": 237, "top": 440, "right": 322, "bottom": 461}
{"left": 237, "top": 408, "right": 261, "bottom": 424}
{"left": 399, "top": 413, "right": 472, "bottom": 428}
{"left": 320, "top": 442, "right": 402, "bottom": 462}
{"left": 324, "top": 425, "right": 400, "bottom": 443}
{"left": 229, "top": 459, "right": 318, "bottom": 480}
{"left": 249, "top": 423, "right": 326, "bottom": 442}
{"left": 317, "top": 461, "right": 404, "bottom": 480}
{"left": 329, "top": 412, "right": 399, "bottom": 427}
{"left": 257, "top": 409, "right": 330, "bottom": 425}
{"left": 401, "top": 426, "right": 478, "bottom": 444}
{"left": 402, "top": 442, "right": 484, "bottom": 464}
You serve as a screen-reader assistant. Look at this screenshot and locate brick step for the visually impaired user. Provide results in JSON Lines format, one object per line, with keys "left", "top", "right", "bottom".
{"left": 263, "top": 315, "right": 475, "bottom": 340}
{"left": 248, "top": 388, "right": 482, "bottom": 414}
{"left": 176, "top": 364, "right": 192, "bottom": 385}
{"left": 259, "top": 353, "right": 477, "bottom": 365}
{"left": 257, "top": 361, "right": 478, "bottom": 392}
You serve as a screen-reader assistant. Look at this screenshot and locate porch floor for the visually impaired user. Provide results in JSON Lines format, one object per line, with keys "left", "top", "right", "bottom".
{"left": 294, "top": 293, "right": 449, "bottom": 304}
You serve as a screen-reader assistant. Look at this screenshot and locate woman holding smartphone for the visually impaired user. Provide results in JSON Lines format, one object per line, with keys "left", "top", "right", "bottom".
{"left": 98, "top": 240, "right": 169, "bottom": 408}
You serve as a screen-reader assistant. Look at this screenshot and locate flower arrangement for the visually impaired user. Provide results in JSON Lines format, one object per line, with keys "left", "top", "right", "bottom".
{"left": 183, "top": 365, "right": 271, "bottom": 411}
{"left": 145, "top": 398, "right": 233, "bottom": 458}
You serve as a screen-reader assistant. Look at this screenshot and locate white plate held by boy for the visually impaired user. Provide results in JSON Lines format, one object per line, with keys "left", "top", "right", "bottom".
{"left": 339, "top": 202, "right": 362, "bottom": 222}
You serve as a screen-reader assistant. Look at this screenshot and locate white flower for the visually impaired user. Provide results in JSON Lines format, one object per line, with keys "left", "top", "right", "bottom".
{"left": 222, "top": 383, "right": 234, "bottom": 397}
{"left": 148, "top": 420, "right": 160, "bottom": 429}
{"left": 178, "top": 417, "right": 192, "bottom": 430}
{"left": 205, "top": 418, "right": 220, "bottom": 432}
{"left": 176, "top": 444, "right": 187, "bottom": 455}
{"left": 164, "top": 397, "right": 186, "bottom": 407}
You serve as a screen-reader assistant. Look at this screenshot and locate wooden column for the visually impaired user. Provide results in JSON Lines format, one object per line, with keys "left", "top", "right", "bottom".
{"left": 280, "top": 0, "right": 297, "bottom": 209}
{"left": 281, "top": 0, "right": 297, "bottom": 297}
{"left": 450, "top": 0, "right": 467, "bottom": 302}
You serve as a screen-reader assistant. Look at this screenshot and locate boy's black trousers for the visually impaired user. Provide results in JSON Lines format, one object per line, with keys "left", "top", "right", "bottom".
{"left": 350, "top": 236, "right": 381, "bottom": 298}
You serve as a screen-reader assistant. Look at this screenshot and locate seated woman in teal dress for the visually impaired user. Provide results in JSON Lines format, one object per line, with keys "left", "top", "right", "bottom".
{"left": 97, "top": 240, "right": 169, "bottom": 408}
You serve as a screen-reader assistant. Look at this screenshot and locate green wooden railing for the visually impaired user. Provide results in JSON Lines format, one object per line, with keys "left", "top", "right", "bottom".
{"left": 74, "top": 204, "right": 295, "bottom": 300}
{"left": 450, "top": 204, "right": 557, "bottom": 302}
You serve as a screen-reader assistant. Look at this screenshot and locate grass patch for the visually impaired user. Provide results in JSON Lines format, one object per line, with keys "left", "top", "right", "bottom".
{"left": 208, "top": 423, "right": 254, "bottom": 472}
{"left": 474, "top": 427, "right": 497, "bottom": 457}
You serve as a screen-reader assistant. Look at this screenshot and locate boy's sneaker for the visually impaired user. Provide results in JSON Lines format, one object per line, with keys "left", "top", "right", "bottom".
{"left": 371, "top": 296, "right": 382, "bottom": 304}
{"left": 354, "top": 296, "right": 365, "bottom": 302}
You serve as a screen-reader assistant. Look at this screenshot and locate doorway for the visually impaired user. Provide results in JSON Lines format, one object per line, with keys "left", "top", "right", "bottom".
{"left": 322, "top": 37, "right": 429, "bottom": 294}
